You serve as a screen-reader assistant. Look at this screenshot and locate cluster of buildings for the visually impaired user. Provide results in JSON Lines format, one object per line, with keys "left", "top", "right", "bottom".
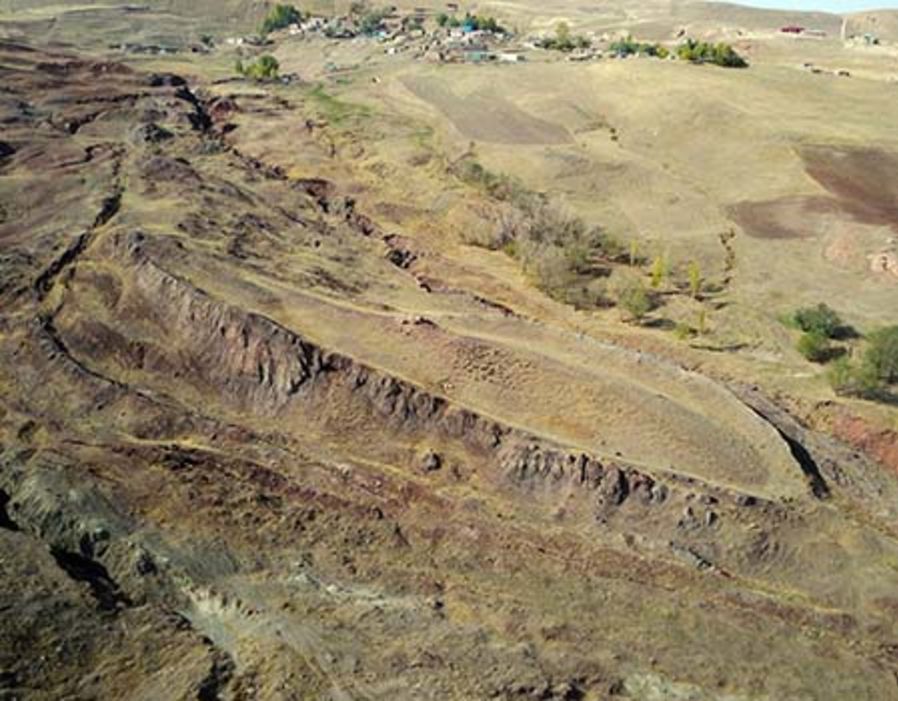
{"left": 253, "top": 6, "right": 529, "bottom": 65}
{"left": 224, "top": 8, "right": 716, "bottom": 68}
{"left": 421, "top": 27, "right": 523, "bottom": 64}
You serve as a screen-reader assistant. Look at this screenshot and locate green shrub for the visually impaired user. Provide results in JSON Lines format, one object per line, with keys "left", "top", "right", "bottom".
{"left": 828, "top": 356, "right": 880, "bottom": 397}
{"left": 677, "top": 39, "right": 747, "bottom": 68}
{"left": 260, "top": 4, "right": 302, "bottom": 34}
{"left": 793, "top": 303, "right": 842, "bottom": 338}
{"left": 237, "top": 54, "right": 280, "bottom": 80}
{"left": 863, "top": 326, "right": 898, "bottom": 384}
{"left": 797, "top": 331, "right": 830, "bottom": 363}
{"left": 610, "top": 36, "right": 667, "bottom": 58}
{"left": 618, "top": 281, "right": 652, "bottom": 323}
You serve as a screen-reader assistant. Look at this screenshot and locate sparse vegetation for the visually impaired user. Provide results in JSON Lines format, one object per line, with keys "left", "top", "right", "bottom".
{"left": 677, "top": 39, "right": 748, "bottom": 68}
{"left": 307, "top": 84, "right": 371, "bottom": 124}
{"left": 456, "top": 158, "right": 528, "bottom": 203}
{"left": 260, "top": 4, "right": 303, "bottom": 35}
{"left": 456, "top": 157, "right": 622, "bottom": 305}
{"left": 500, "top": 197, "right": 621, "bottom": 302}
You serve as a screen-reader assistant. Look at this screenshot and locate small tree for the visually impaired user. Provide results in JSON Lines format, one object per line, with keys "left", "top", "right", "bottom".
{"left": 436, "top": 12, "right": 449, "bottom": 27}
{"left": 619, "top": 281, "right": 652, "bottom": 323}
{"left": 696, "top": 308, "right": 707, "bottom": 336}
{"left": 555, "top": 21, "right": 571, "bottom": 44}
{"left": 794, "top": 303, "right": 841, "bottom": 338}
{"left": 629, "top": 240, "right": 639, "bottom": 266}
{"left": 650, "top": 254, "right": 667, "bottom": 289}
{"left": 687, "top": 260, "right": 702, "bottom": 299}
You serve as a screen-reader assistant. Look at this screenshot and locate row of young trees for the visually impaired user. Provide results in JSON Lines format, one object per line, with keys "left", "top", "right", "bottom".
{"left": 538, "top": 26, "right": 747, "bottom": 68}
{"left": 457, "top": 157, "right": 898, "bottom": 406}
{"left": 539, "top": 22, "right": 590, "bottom": 52}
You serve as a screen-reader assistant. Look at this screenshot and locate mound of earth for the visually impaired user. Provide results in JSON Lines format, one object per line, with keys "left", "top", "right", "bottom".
{"left": 2, "top": 21, "right": 898, "bottom": 701}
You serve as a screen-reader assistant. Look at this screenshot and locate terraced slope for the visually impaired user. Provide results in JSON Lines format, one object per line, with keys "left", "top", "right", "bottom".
{"left": 3, "top": 39, "right": 898, "bottom": 701}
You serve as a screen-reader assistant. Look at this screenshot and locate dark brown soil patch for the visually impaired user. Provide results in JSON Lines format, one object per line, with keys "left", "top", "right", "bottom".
{"left": 729, "top": 195, "right": 840, "bottom": 239}
{"left": 801, "top": 145, "right": 898, "bottom": 230}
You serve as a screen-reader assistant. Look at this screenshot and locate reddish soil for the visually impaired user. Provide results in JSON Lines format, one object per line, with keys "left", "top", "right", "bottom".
{"left": 830, "top": 411, "right": 898, "bottom": 477}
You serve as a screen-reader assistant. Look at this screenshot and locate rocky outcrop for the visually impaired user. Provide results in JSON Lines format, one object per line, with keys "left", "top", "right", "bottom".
{"left": 502, "top": 443, "right": 669, "bottom": 511}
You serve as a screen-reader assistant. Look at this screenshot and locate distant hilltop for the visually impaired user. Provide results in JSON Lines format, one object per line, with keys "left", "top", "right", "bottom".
{"left": 845, "top": 9, "right": 898, "bottom": 42}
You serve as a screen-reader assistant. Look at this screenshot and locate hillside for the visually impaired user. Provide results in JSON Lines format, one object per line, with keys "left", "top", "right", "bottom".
{"left": 2, "top": 1, "right": 898, "bottom": 699}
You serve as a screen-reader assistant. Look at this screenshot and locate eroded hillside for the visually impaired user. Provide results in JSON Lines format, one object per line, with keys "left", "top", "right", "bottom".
{"left": 1, "top": 4, "right": 898, "bottom": 700}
